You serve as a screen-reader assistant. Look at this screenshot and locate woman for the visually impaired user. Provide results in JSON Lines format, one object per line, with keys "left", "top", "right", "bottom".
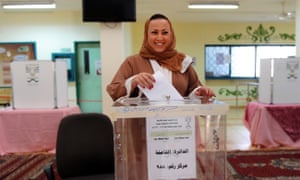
{"left": 107, "top": 13, "right": 215, "bottom": 100}
{"left": 107, "top": 13, "right": 215, "bottom": 179}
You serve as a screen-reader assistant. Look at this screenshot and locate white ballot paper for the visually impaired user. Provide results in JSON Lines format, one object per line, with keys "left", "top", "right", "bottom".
{"left": 138, "top": 71, "right": 184, "bottom": 101}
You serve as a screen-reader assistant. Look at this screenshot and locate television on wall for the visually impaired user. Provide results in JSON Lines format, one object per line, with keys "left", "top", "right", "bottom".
{"left": 82, "top": 0, "right": 136, "bottom": 22}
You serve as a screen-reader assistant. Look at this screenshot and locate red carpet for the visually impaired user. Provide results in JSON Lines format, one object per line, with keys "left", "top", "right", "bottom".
{"left": 1, "top": 149, "right": 300, "bottom": 179}
{"left": 0, "top": 153, "right": 55, "bottom": 180}
{"left": 227, "top": 149, "right": 300, "bottom": 179}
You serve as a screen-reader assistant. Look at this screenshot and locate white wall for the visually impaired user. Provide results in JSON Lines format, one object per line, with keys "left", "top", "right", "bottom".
{"left": 0, "top": 11, "right": 135, "bottom": 111}
{"left": 0, "top": 11, "right": 101, "bottom": 106}
{"left": 0, "top": 11, "right": 100, "bottom": 59}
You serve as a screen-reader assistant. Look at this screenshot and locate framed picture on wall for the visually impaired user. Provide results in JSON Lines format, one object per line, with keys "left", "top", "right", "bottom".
{"left": 0, "top": 42, "right": 36, "bottom": 85}
{"left": 52, "top": 53, "right": 75, "bottom": 81}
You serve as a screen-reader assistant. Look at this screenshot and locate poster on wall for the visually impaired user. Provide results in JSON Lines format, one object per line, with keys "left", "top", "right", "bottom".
{"left": 0, "top": 42, "right": 36, "bottom": 85}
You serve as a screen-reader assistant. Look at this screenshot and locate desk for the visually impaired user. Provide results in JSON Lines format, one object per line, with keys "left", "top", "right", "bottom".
{"left": 244, "top": 102, "right": 300, "bottom": 147}
{"left": 0, "top": 106, "right": 81, "bottom": 155}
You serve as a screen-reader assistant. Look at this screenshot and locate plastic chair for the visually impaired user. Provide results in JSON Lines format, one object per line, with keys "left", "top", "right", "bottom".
{"left": 44, "top": 113, "right": 115, "bottom": 180}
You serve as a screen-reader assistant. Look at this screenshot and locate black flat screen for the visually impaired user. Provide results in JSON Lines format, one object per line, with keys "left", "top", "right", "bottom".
{"left": 82, "top": 0, "right": 136, "bottom": 22}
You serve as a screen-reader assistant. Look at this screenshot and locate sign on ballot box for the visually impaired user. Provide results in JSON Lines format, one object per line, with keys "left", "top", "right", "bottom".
{"left": 10, "top": 60, "right": 68, "bottom": 109}
{"left": 259, "top": 58, "right": 300, "bottom": 104}
{"left": 146, "top": 116, "right": 196, "bottom": 179}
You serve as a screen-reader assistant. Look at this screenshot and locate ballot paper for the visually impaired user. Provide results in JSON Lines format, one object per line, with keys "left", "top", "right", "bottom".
{"left": 138, "top": 71, "right": 184, "bottom": 101}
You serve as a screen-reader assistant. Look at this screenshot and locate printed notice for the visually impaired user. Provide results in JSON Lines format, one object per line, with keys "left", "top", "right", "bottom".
{"left": 146, "top": 116, "right": 196, "bottom": 179}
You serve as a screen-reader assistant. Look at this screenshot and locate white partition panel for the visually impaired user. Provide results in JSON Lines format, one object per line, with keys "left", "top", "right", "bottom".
{"left": 258, "top": 58, "right": 272, "bottom": 103}
{"left": 259, "top": 58, "right": 300, "bottom": 104}
{"left": 11, "top": 60, "right": 68, "bottom": 109}
{"left": 55, "top": 60, "right": 68, "bottom": 108}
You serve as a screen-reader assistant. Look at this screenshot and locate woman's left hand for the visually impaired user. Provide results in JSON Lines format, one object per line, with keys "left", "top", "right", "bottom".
{"left": 195, "top": 87, "right": 216, "bottom": 97}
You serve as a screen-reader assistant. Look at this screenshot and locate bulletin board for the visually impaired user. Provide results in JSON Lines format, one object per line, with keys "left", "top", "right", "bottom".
{"left": 0, "top": 42, "right": 36, "bottom": 85}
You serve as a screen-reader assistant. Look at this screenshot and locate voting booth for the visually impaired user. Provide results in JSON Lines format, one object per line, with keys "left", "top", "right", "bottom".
{"left": 10, "top": 60, "right": 68, "bottom": 109}
{"left": 111, "top": 97, "right": 229, "bottom": 180}
{"left": 259, "top": 58, "right": 300, "bottom": 104}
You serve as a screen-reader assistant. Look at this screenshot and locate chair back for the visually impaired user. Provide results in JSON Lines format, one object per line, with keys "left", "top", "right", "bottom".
{"left": 56, "top": 113, "right": 114, "bottom": 178}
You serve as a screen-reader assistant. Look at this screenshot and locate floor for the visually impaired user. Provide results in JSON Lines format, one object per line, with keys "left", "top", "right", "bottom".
{"left": 226, "top": 106, "right": 299, "bottom": 152}
{"left": 226, "top": 106, "right": 252, "bottom": 151}
{"left": 197, "top": 106, "right": 252, "bottom": 151}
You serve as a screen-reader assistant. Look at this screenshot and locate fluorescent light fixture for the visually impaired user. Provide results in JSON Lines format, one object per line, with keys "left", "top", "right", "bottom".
{"left": 188, "top": 1, "right": 239, "bottom": 9}
{"left": 2, "top": 1, "right": 56, "bottom": 9}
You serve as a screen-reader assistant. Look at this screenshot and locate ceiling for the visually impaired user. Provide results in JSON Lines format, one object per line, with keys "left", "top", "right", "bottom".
{"left": 0, "top": 0, "right": 297, "bottom": 23}
{"left": 135, "top": 0, "right": 297, "bottom": 22}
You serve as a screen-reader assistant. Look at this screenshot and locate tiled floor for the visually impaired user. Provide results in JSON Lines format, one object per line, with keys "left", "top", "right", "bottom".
{"left": 226, "top": 106, "right": 252, "bottom": 151}
{"left": 225, "top": 106, "right": 300, "bottom": 152}
{"left": 197, "top": 106, "right": 252, "bottom": 151}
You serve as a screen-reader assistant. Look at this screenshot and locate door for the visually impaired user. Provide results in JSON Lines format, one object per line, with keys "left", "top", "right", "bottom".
{"left": 74, "top": 41, "right": 102, "bottom": 112}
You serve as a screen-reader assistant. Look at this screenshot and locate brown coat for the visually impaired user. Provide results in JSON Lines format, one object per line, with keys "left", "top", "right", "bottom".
{"left": 106, "top": 54, "right": 203, "bottom": 101}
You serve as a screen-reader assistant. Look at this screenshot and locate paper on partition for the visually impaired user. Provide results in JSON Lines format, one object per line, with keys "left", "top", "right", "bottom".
{"left": 138, "top": 71, "right": 184, "bottom": 101}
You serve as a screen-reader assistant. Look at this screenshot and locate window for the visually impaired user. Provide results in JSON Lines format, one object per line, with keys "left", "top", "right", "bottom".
{"left": 205, "top": 45, "right": 296, "bottom": 79}
{"left": 52, "top": 53, "right": 75, "bottom": 81}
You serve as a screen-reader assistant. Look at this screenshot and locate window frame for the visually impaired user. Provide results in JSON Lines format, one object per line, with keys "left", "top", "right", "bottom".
{"left": 204, "top": 44, "right": 296, "bottom": 80}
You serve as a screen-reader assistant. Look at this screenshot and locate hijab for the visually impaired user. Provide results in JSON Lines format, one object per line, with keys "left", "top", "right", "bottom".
{"left": 139, "top": 14, "right": 185, "bottom": 72}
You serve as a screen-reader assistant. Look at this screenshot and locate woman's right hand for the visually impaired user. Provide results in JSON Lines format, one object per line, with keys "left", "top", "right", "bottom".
{"left": 132, "top": 72, "right": 156, "bottom": 89}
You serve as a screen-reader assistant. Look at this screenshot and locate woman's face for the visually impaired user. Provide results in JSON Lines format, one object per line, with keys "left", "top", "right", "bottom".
{"left": 147, "top": 19, "right": 172, "bottom": 53}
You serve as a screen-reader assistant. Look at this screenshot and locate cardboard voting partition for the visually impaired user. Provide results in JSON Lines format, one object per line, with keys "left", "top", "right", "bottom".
{"left": 11, "top": 60, "right": 68, "bottom": 109}
{"left": 259, "top": 58, "right": 300, "bottom": 104}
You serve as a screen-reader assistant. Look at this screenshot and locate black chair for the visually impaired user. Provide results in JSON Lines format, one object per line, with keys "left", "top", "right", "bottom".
{"left": 44, "top": 113, "right": 115, "bottom": 180}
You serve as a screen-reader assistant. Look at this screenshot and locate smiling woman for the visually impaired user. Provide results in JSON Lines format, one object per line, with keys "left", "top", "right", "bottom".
{"left": 106, "top": 13, "right": 215, "bottom": 179}
{"left": 106, "top": 13, "right": 215, "bottom": 101}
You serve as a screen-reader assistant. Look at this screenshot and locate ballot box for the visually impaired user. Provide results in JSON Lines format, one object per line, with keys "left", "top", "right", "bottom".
{"left": 259, "top": 58, "right": 300, "bottom": 104}
{"left": 111, "top": 97, "right": 229, "bottom": 180}
{"left": 10, "top": 60, "right": 68, "bottom": 109}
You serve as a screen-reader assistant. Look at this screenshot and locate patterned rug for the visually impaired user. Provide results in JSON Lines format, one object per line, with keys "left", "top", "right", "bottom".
{"left": 0, "top": 153, "right": 55, "bottom": 180}
{"left": 1, "top": 149, "right": 300, "bottom": 179}
{"left": 227, "top": 149, "right": 300, "bottom": 180}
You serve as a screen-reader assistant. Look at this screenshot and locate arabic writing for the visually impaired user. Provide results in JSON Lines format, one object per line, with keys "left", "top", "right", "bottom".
{"left": 155, "top": 148, "right": 189, "bottom": 156}
{"left": 156, "top": 163, "right": 188, "bottom": 170}
{"left": 213, "top": 129, "right": 220, "bottom": 150}
{"left": 122, "top": 106, "right": 178, "bottom": 113}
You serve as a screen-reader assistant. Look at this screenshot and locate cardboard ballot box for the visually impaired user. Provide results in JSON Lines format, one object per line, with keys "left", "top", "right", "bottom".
{"left": 10, "top": 60, "right": 68, "bottom": 109}
{"left": 259, "top": 58, "right": 300, "bottom": 104}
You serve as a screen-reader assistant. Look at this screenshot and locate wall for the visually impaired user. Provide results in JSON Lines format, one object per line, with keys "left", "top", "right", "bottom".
{"left": 130, "top": 21, "right": 295, "bottom": 106}
{"left": 0, "top": 10, "right": 296, "bottom": 108}
{"left": 0, "top": 11, "right": 100, "bottom": 58}
{"left": 0, "top": 11, "right": 100, "bottom": 105}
